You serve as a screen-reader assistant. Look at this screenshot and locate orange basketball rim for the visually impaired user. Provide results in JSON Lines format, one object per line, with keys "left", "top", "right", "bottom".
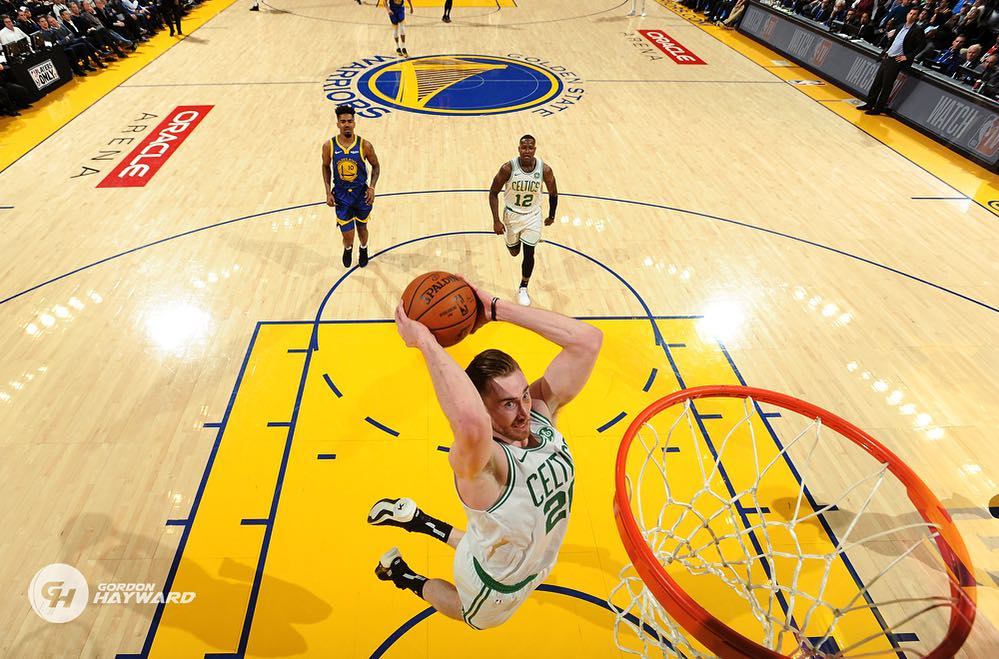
{"left": 612, "top": 385, "right": 977, "bottom": 659}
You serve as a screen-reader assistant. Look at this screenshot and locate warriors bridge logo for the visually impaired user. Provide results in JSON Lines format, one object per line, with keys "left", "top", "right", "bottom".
{"left": 324, "top": 54, "right": 586, "bottom": 117}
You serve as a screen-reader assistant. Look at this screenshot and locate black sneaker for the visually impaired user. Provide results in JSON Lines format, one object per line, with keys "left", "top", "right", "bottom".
{"left": 375, "top": 547, "right": 409, "bottom": 582}
{"left": 250, "top": 3, "right": 259, "bottom": 9}
{"left": 358, "top": 246, "right": 368, "bottom": 267}
{"left": 396, "top": 47, "right": 403, "bottom": 55}
{"left": 342, "top": 247, "right": 352, "bottom": 267}
{"left": 402, "top": 47, "right": 409, "bottom": 57}
{"left": 368, "top": 498, "right": 418, "bottom": 528}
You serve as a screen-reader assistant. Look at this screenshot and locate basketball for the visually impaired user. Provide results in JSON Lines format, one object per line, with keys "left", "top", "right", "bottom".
{"left": 401, "top": 272, "right": 478, "bottom": 347}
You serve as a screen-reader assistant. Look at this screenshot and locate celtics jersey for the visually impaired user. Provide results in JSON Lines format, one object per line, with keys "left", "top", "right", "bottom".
{"left": 460, "top": 408, "right": 574, "bottom": 587}
{"left": 504, "top": 157, "right": 544, "bottom": 214}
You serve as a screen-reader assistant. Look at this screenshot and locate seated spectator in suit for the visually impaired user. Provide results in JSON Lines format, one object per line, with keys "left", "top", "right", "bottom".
{"left": 118, "top": 0, "right": 158, "bottom": 34}
{"left": 93, "top": 0, "right": 142, "bottom": 42}
{"left": 801, "top": 0, "right": 823, "bottom": 18}
{"left": 924, "top": 35, "right": 967, "bottom": 73}
{"left": 979, "top": 67, "right": 999, "bottom": 97}
{"left": 914, "top": 7, "right": 931, "bottom": 28}
{"left": 814, "top": 0, "right": 835, "bottom": 21}
{"left": 960, "top": 42, "right": 983, "bottom": 68}
{"left": 81, "top": 0, "right": 132, "bottom": 48}
{"left": 61, "top": 5, "right": 124, "bottom": 56}
{"left": 0, "top": 12, "right": 31, "bottom": 44}
{"left": 858, "top": 11, "right": 881, "bottom": 42}
{"left": 973, "top": 52, "right": 998, "bottom": 77}
{"left": 827, "top": 0, "right": 848, "bottom": 26}
{"left": 16, "top": 6, "right": 38, "bottom": 32}
{"left": 952, "top": 43, "right": 984, "bottom": 82}
{"left": 39, "top": 13, "right": 105, "bottom": 73}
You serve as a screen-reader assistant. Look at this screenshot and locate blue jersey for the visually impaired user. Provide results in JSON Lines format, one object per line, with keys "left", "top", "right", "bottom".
{"left": 329, "top": 134, "right": 372, "bottom": 227}
{"left": 388, "top": 0, "right": 405, "bottom": 24}
{"left": 331, "top": 135, "right": 368, "bottom": 195}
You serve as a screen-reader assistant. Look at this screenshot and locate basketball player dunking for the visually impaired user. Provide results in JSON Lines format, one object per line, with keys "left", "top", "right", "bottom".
{"left": 488, "top": 135, "right": 559, "bottom": 306}
{"left": 369, "top": 278, "right": 601, "bottom": 629}
{"left": 321, "top": 105, "right": 380, "bottom": 268}
{"left": 386, "top": 0, "right": 415, "bottom": 56}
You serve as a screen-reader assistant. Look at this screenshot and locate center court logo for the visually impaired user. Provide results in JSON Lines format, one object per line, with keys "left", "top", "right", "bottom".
{"left": 28, "top": 563, "right": 196, "bottom": 623}
{"left": 324, "top": 54, "right": 586, "bottom": 118}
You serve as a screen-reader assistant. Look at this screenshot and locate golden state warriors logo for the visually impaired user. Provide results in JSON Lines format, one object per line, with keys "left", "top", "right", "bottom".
{"left": 324, "top": 54, "right": 586, "bottom": 118}
{"left": 337, "top": 158, "right": 358, "bottom": 182}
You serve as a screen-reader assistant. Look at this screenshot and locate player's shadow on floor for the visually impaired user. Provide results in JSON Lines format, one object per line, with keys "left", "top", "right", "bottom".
{"left": 227, "top": 229, "right": 330, "bottom": 277}
{"left": 770, "top": 493, "right": 997, "bottom": 587}
{"left": 157, "top": 557, "right": 332, "bottom": 655}
{"left": 556, "top": 541, "right": 624, "bottom": 573}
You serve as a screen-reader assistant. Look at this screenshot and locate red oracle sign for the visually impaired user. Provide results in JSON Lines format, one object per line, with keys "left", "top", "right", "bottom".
{"left": 638, "top": 30, "right": 706, "bottom": 65}
{"left": 98, "top": 106, "right": 213, "bottom": 188}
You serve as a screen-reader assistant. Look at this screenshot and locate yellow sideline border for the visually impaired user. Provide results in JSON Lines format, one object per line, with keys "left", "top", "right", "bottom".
{"left": 0, "top": 0, "right": 241, "bottom": 173}
{"left": 654, "top": 0, "right": 999, "bottom": 216}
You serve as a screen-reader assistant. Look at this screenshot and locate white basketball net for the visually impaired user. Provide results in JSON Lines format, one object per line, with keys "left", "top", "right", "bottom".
{"left": 610, "top": 396, "right": 959, "bottom": 658}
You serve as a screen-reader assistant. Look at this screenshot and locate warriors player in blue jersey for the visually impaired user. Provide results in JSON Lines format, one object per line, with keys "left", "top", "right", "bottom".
{"left": 386, "top": 0, "right": 414, "bottom": 56}
{"left": 368, "top": 278, "right": 602, "bottom": 629}
{"left": 322, "top": 105, "right": 381, "bottom": 268}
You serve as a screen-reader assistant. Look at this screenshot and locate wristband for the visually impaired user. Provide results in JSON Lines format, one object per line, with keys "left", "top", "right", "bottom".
{"left": 491, "top": 297, "right": 499, "bottom": 322}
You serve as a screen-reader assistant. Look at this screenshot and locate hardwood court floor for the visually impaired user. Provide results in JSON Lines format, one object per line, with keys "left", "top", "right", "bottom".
{"left": 0, "top": 0, "right": 997, "bottom": 657}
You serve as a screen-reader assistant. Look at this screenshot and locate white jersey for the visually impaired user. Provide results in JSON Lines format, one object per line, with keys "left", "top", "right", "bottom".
{"left": 504, "top": 157, "right": 545, "bottom": 215}
{"left": 460, "top": 409, "right": 574, "bottom": 590}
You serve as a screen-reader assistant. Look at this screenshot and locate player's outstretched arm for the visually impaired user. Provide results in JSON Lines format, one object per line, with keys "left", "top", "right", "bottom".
{"left": 488, "top": 162, "right": 512, "bottom": 234}
{"left": 495, "top": 299, "right": 601, "bottom": 418}
{"left": 394, "top": 303, "right": 493, "bottom": 479}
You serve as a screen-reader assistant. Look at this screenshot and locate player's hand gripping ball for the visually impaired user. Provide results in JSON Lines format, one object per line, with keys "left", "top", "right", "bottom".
{"left": 401, "top": 272, "right": 479, "bottom": 347}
